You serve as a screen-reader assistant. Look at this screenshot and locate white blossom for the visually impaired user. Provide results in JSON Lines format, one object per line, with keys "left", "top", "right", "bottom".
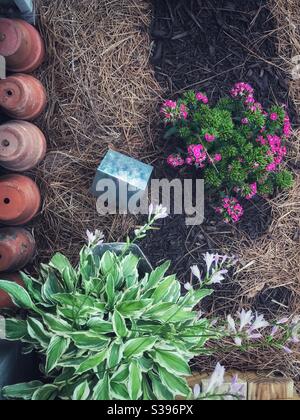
{"left": 227, "top": 315, "right": 237, "bottom": 334}
{"left": 250, "top": 314, "right": 269, "bottom": 331}
{"left": 277, "top": 317, "right": 289, "bottom": 325}
{"left": 238, "top": 309, "right": 254, "bottom": 331}
{"left": 203, "top": 253, "right": 216, "bottom": 273}
{"left": 191, "top": 265, "right": 202, "bottom": 282}
{"left": 234, "top": 337, "right": 243, "bottom": 347}
{"left": 206, "top": 363, "right": 225, "bottom": 394}
{"left": 208, "top": 269, "right": 228, "bottom": 285}
{"left": 193, "top": 384, "right": 201, "bottom": 399}
{"left": 86, "top": 229, "right": 104, "bottom": 246}
{"left": 184, "top": 283, "right": 193, "bottom": 291}
{"left": 282, "top": 346, "right": 293, "bottom": 355}
{"left": 152, "top": 204, "right": 168, "bottom": 220}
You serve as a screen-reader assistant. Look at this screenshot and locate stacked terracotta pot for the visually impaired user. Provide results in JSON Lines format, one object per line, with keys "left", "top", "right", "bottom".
{"left": 0, "top": 18, "right": 47, "bottom": 308}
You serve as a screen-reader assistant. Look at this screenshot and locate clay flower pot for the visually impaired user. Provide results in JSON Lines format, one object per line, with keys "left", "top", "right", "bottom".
{"left": 0, "top": 227, "right": 35, "bottom": 272}
{"left": 0, "top": 273, "right": 24, "bottom": 309}
{"left": 0, "top": 120, "right": 47, "bottom": 171}
{"left": 0, "top": 18, "right": 45, "bottom": 73}
{"left": 0, "top": 74, "right": 47, "bottom": 121}
{"left": 0, "top": 174, "right": 41, "bottom": 225}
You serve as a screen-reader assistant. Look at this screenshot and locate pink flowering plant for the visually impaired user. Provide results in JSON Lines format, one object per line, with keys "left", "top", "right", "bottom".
{"left": 161, "top": 83, "right": 294, "bottom": 223}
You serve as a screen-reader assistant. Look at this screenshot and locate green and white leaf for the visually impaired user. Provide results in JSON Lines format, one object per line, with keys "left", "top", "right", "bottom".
{"left": 46, "top": 336, "right": 70, "bottom": 373}
{"left": 27, "top": 318, "right": 51, "bottom": 348}
{"left": 124, "top": 337, "right": 157, "bottom": 359}
{"left": 0, "top": 280, "right": 35, "bottom": 309}
{"left": 32, "top": 385, "right": 58, "bottom": 401}
{"left": 2, "top": 381, "right": 43, "bottom": 400}
{"left": 107, "top": 341, "right": 123, "bottom": 369}
{"left": 112, "top": 310, "right": 128, "bottom": 338}
{"left": 129, "top": 360, "right": 142, "bottom": 400}
{"left": 92, "top": 373, "right": 110, "bottom": 400}
{"left": 70, "top": 332, "right": 108, "bottom": 350}
{"left": 76, "top": 349, "right": 107, "bottom": 374}
{"left": 153, "top": 349, "right": 191, "bottom": 375}
{"left": 5, "top": 319, "right": 28, "bottom": 340}
{"left": 157, "top": 366, "right": 190, "bottom": 397}
{"left": 72, "top": 381, "right": 90, "bottom": 401}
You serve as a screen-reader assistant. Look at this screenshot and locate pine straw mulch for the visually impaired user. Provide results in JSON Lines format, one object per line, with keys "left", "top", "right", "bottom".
{"left": 32, "top": 0, "right": 162, "bottom": 263}
{"left": 216, "top": 0, "right": 300, "bottom": 387}
{"left": 236, "top": 0, "right": 300, "bottom": 310}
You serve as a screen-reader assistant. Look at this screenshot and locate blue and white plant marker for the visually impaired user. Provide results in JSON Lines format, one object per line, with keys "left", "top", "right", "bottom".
{"left": 91, "top": 149, "right": 153, "bottom": 210}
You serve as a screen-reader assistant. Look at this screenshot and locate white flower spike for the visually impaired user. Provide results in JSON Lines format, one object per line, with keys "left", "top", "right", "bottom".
{"left": 206, "top": 363, "right": 225, "bottom": 394}
{"left": 191, "top": 265, "right": 202, "bottom": 282}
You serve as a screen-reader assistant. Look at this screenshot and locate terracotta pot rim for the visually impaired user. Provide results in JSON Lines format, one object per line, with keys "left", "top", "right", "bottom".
{"left": 0, "top": 74, "right": 47, "bottom": 121}
{"left": 0, "top": 174, "right": 41, "bottom": 226}
{"left": 0, "top": 18, "right": 22, "bottom": 56}
{"left": 0, "top": 121, "right": 47, "bottom": 171}
{"left": 6, "top": 20, "right": 45, "bottom": 73}
{"left": 0, "top": 227, "right": 36, "bottom": 272}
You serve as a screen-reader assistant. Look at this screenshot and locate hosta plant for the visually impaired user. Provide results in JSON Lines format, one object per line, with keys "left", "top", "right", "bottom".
{"left": 0, "top": 206, "right": 299, "bottom": 400}
{"left": 162, "top": 83, "right": 294, "bottom": 223}
{"left": 0, "top": 208, "right": 224, "bottom": 401}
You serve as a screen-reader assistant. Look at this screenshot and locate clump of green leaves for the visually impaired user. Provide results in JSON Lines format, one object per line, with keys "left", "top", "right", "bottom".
{"left": 0, "top": 215, "right": 222, "bottom": 401}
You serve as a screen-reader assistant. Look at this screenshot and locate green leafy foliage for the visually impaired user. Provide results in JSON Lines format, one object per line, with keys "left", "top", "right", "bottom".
{"left": 0, "top": 244, "right": 217, "bottom": 401}
{"left": 162, "top": 85, "right": 294, "bottom": 222}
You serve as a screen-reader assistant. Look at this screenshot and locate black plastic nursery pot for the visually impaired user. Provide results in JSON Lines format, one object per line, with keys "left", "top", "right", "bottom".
{"left": 0, "top": 340, "right": 40, "bottom": 400}
{"left": 93, "top": 243, "right": 153, "bottom": 276}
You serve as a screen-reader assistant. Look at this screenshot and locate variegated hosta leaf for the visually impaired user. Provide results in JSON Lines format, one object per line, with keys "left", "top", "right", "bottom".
{"left": 2, "top": 381, "right": 44, "bottom": 400}
{"left": 152, "top": 349, "right": 191, "bottom": 376}
{"left": 72, "top": 381, "right": 90, "bottom": 401}
{"left": 129, "top": 360, "right": 142, "bottom": 400}
{"left": 5, "top": 319, "right": 28, "bottom": 341}
{"left": 112, "top": 310, "right": 128, "bottom": 338}
{"left": 92, "top": 373, "right": 110, "bottom": 400}
{"left": 123, "top": 337, "right": 157, "bottom": 359}
{"left": 157, "top": 366, "right": 191, "bottom": 398}
{"left": 76, "top": 349, "right": 107, "bottom": 374}
{"left": 46, "top": 336, "right": 70, "bottom": 373}
{"left": 32, "top": 385, "right": 58, "bottom": 401}
{"left": 0, "top": 280, "right": 35, "bottom": 310}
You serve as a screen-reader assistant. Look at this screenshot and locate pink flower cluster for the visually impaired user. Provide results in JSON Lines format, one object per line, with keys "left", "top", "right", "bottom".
{"left": 249, "top": 102, "right": 263, "bottom": 113}
{"left": 231, "top": 82, "right": 254, "bottom": 99}
{"left": 283, "top": 113, "right": 292, "bottom": 138}
{"left": 241, "top": 118, "right": 249, "bottom": 125}
{"left": 266, "top": 134, "right": 287, "bottom": 172}
{"left": 270, "top": 112, "right": 279, "bottom": 121}
{"left": 196, "top": 92, "right": 209, "bottom": 104}
{"left": 167, "top": 154, "right": 185, "bottom": 168}
{"left": 160, "top": 100, "right": 188, "bottom": 122}
{"left": 180, "top": 104, "right": 188, "bottom": 120}
{"left": 215, "top": 197, "right": 244, "bottom": 224}
{"left": 204, "top": 133, "right": 216, "bottom": 142}
{"left": 231, "top": 82, "right": 264, "bottom": 116}
{"left": 244, "top": 182, "right": 257, "bottom": 200}
{"left": 256, "top": 134, "right": 288, "bottom": 172}
{"left": 186, "top": 144, "right": 207, "bottom": 167}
